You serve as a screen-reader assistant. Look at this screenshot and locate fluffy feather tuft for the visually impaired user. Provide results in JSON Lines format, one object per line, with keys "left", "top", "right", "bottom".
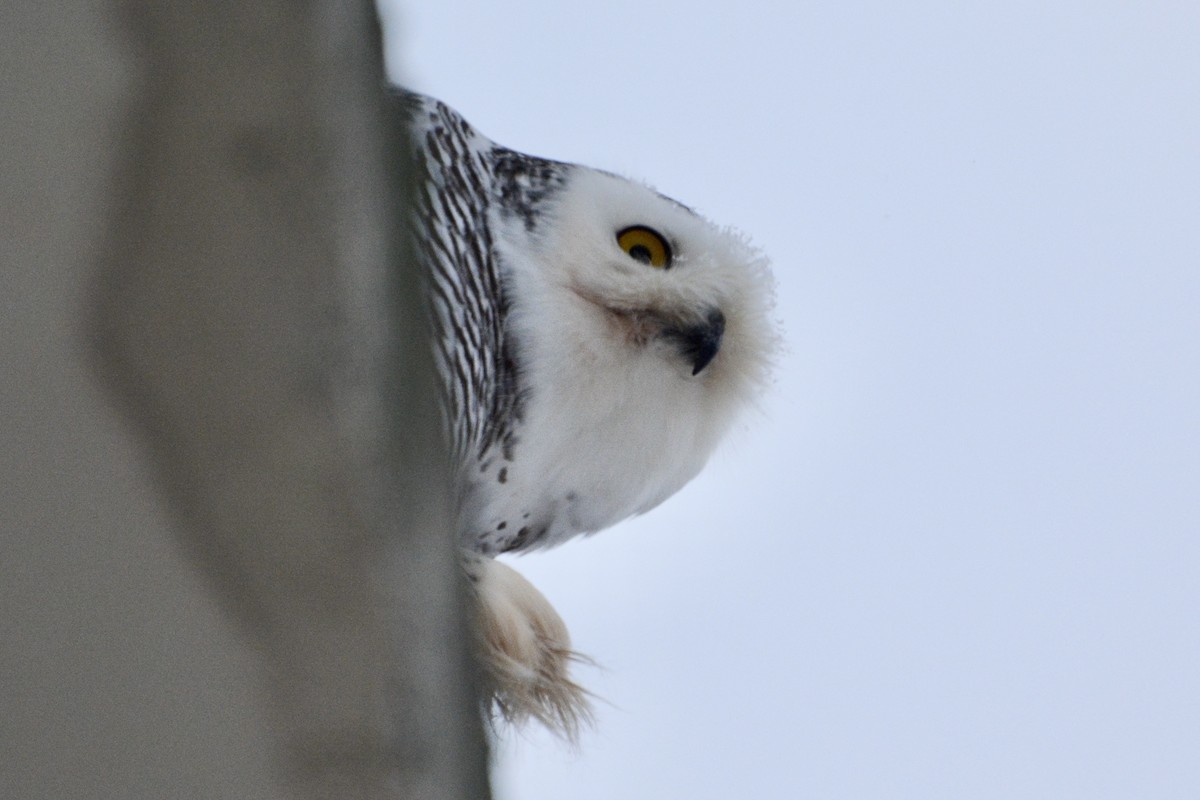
{"left": 466, "top": 555, "right": 594, "bottom": 742}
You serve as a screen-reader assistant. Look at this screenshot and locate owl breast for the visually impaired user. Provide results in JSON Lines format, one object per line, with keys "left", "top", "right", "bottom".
{"left": 462, "top": 270, "right": 732, "bottom": 555}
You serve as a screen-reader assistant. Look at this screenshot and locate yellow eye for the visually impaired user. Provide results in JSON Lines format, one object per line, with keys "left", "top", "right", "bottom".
{"left": 616, "top": 226, "right": 672, "bottom": 269}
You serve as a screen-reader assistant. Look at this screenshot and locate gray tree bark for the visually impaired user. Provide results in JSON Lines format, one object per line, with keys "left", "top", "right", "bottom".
{"left": 1, "top": 2, "right": 490, "bottom": 798}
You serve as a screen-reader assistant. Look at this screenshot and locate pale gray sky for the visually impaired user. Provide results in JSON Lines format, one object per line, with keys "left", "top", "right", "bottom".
{"left": 381, "top": 3, "right": 1200, "bottom": 797}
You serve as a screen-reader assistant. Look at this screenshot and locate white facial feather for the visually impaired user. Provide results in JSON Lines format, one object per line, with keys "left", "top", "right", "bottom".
{"left": 494, "top": 167, "right": 777, "bottom": 547}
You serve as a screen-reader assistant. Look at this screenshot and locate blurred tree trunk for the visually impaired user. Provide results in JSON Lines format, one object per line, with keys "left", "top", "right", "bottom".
{"left": 1, "top": 2, "right": 491, "bottom": 798}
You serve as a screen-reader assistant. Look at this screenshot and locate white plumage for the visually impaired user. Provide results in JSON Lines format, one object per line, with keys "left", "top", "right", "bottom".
{"left": 401, "top": 89, "right": 777, "bottom": 737}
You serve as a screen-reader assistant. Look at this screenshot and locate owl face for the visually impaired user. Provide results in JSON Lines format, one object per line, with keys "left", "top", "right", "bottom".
{"left": 492, "top": 166, "right": 776, "bottom": 545}
{"left": 508, "top": 167, "right": 774, "bottom": 393}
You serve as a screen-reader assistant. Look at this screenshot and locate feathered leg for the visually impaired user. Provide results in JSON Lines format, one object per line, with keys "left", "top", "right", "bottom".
{"left": 462, "top": 553, "right": 593, "bottom": 741}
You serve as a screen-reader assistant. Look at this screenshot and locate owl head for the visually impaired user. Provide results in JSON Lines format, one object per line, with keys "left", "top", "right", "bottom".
{"left": 495, "top": 165, "right": 779, "bottom": 541}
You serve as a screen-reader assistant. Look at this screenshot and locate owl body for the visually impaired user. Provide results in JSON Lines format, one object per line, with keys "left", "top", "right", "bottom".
{"left": 401, "top": 89, "right": 775, "bottom": 733}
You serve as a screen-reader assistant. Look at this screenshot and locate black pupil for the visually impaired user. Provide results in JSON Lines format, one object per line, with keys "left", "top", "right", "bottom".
{"left": 629, "top": 244, "right": 653, "bottom": 264}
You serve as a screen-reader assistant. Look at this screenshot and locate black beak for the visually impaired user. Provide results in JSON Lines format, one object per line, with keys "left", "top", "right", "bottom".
{"left": 668, "top": 308, "right": 726, "bottom": 376}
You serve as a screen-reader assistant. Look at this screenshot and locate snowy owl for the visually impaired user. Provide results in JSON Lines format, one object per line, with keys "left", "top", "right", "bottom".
{"left": 398, "top": 89, "right": 776, "bottom": 737}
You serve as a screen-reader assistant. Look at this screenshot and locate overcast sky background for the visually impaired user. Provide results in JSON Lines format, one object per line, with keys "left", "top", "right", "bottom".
{"left": 379, "top": 3, "right": 1199, "bottom": 798}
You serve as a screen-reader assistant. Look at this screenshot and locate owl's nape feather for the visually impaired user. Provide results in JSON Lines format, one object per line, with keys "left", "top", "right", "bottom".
{"left": 398, "top": 86, "right": 777, "bottom": 740}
